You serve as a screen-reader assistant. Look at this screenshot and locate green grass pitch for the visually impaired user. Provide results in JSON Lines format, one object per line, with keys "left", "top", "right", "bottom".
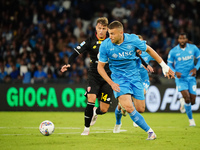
{"left": 0, "top": 112, "right": 199, "bottom": 150}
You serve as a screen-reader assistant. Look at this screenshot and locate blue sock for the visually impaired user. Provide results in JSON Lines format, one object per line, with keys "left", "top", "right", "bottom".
{"left": 184, "top": 103, "right": 193, "bottom": 120}
{"left": 129, "top": 109, "right": 150, "bottom": 132}
{"left": 115, "top": 106, "right": 122, "bottom": 125}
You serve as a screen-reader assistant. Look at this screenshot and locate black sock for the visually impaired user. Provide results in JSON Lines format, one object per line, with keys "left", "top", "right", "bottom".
{"left": 84, "top": 102, "right": 95, "bottom": 127}
{"left": 96, "top": 107, "right": 106, "bottom": 115}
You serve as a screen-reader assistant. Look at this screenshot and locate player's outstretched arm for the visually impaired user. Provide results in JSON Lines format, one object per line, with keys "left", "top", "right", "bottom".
{"left": 97, "top": 61, "right": 120, "bottom": 92}
{"left": 146, "top": 45, "right": 175, "bottom": 79}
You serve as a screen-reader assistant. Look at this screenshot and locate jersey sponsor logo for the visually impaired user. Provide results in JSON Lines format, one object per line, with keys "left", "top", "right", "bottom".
{"left": 80, "top": 41, "right": 86, "bottom": 46}
{"left": 177, "top": 55, "right": 193, "bottom": 61}
{"left": 119, "top": 50, "right": 133, "bottom": 57}
{"left": 96, "top": 41, "right": 102, "bottom": 44}
{"left": 127, "top": 45, "right": 132, "bottom": 49}
{"left": 112, "top": 53, "right": 118, "bottom": 58}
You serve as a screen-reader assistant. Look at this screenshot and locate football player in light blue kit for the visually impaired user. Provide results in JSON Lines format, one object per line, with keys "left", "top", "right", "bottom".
{"left": 98, "top": 21, "right": 175, "bottom": 140}
{"left": 167, "top": 33, "right": 200, "bottom": 126}
{"left": 114, "top": 35, "right": 155, "bottom": 128}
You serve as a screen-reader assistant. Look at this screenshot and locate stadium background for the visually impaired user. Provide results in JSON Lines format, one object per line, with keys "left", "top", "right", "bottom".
{"left": 0, "top": 0, "right": 200, "bottom": 112}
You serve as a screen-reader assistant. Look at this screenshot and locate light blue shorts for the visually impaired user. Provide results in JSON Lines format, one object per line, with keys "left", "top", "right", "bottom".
{"left": 112, "top": 75, "right": 145, "bottom": 100}
{"left": 175, "top": 76, "right": 196, "bottom": 95}
{"left": 143, "top": 79, "right": 150, "bottom": 92}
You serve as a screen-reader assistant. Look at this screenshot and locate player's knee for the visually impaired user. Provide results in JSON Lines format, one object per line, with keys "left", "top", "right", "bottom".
{"left": 136, "top": 107, "right": 145, "bottom": 113}
{"left": 191, "top": 99, "right": 196, "bottom": 105}
{"left": 125, "top": 106, "right": 134, "bottom": 113}
{"left": 100, "top": 107, "right": 108, "bottom": 113}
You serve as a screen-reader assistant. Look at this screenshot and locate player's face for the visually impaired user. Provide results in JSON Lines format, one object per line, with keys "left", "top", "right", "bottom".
{"left": 96, "top": 23, "right": 108, "bottom": 39}
{"left": 108, "top": 28, "right": 123, "bottom": 44}
{"left": 178, "top": 35, "right": 187, "bottom": 48}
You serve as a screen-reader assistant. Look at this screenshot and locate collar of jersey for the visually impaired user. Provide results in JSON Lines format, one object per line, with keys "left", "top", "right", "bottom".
{"left": 178, "top": 43, "right": 188, "bottom": 51}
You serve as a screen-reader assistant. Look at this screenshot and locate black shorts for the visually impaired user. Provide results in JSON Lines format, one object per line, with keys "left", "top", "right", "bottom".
{"left": 85, "top": 72, "right": 113, "bottom": 104}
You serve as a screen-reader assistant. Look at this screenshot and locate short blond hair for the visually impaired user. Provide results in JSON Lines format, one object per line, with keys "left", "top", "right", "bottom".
{"left": 108, "top": 21, "right": 123, "bottom": 30}
{"left": 96, "top": 17, "right": 108, "bottom": 26}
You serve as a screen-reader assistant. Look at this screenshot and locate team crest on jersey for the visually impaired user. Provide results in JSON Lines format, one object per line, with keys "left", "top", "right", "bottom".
{"left": 112, "top": 53, "right": 118, "bottom": 58}
{"left": 93, "top": 45, "right": 97, "bottom": 49}
{"left": 80, "top": 41, "right": 86, "bottom": 46}
{"left": 178, "top": 57, "right": 181, "bottom": 61}
{"left": 96, "top": 41, "right": 102, "bottom": 44}
{"left": 189, "top": 51, "right": 192, "bottom": 54}
{"left": 176, "top": 53, "right": 180, "bottom": 56}
{"left": 127, "top": 45, "right": 132, "bottom": 49}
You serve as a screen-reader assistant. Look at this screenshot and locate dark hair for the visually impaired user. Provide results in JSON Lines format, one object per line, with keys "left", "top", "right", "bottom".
{"left": 108, "top": 21, "right": 123, "bottom": 30}
{"left": 178, "top": 33, "right": 187, "bottom": 38}
{"left": 96, "top": 17, "right": 108, "bottom": 26}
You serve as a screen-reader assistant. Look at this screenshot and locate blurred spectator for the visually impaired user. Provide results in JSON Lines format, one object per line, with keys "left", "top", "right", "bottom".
{"left": 33, "top": 64, "right": 47, "bottom": 83}
{"left": 0, "top": 0, "right": 200, "bottom": 84}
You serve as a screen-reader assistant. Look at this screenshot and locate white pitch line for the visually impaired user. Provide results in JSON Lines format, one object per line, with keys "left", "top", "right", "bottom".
{"left": 0, "top": 130, "right": 128, "bottom": 136}
{"left": 0, "top": 127, "right": 81, "bottom": 129}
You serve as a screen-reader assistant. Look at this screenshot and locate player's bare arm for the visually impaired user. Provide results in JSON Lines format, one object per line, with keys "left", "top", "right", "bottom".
{"left": 97, "top": 61, "right": 120, "bottom": 92}
{"left": 146, "top": 45, "right": 175, "bottom": 79}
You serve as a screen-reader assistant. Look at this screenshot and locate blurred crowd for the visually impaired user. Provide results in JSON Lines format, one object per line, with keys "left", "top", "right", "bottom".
{"left": 0, "top": 0, "right": 200, "bottom": 84}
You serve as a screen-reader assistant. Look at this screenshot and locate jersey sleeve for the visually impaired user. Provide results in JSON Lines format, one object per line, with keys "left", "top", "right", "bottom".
{"left": 74, "top": 38, "right": 90, "bottom": 54}
{"left": 193, "top": 45, "right": 200, "bottom": 70}
{"left": 167, "top": 50, "right": 176, "bottom": 72}
{"left": 99, "top": 41, "right": 108, "bottom": 63}
{"left": 194, "top": 45, "right": 200, "bottom": 59}
{"left": 132, "top": 34, "right": 147, "bottom": 52}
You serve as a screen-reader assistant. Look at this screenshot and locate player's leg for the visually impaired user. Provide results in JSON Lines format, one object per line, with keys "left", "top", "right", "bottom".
{"left": 118, "top": 94, "right": 156, "bottom": 140}
{"left": 90, "top": 102, "right": 110, "bottom": 126}
{"left": 131, "top": 80, "right": 156, "bottom": 140}
{"left": 175, "top": 78, "right": 187, "bottom": 113}
{"left": 180, "top": 90, "right": 196, "bottom": 126}
{"left": 81, "top": 93, "right": 96, "bottom": 135}
{"left": 113, "top": 103, "right": 123, "bottom": 133}
{"left": 187, "top": 77, "right": 197, "bottom": 126}
{"left": 81, "top": 74, "right": 100, "bottom": 135}
{"left": 132, "top": 87, "right": 147, "bottom": 127}
{"left": 90, "top": 82, "right": 112, "bottom": 126}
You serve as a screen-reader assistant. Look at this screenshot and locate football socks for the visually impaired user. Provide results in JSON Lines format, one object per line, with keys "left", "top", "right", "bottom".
{"left": 184, "top": 103, "right": 193, "bottom": 120}
{"left": 84, "top": 102, "right": 95, "bottom": 127}
{"left": 115, "top": 106, "right": 122, "bottom": 125}
{"left": 129, "top": 109, "right": 150, "bottom": 132}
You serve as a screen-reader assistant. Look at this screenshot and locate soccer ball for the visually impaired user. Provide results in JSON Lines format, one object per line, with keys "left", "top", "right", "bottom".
{"left": 39, "top": 120, "right": 55, "bottom": 136}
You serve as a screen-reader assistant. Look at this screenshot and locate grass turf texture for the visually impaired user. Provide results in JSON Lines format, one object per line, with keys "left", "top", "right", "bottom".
{"left": 0, "top": 112, "right": 199, "bottom": 150}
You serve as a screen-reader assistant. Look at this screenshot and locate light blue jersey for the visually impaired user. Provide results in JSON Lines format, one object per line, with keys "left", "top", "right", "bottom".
{"left": 167, "top": 43, "right": 200, "bottom": 78}
{"left": 167, "top": 43, "right": 200, "bottom": 94}
{"left": 137, "top": 52, "right": 154, "bottom": 91}
{"left": 99, "top": 33, "right": 147, "bottom": 99}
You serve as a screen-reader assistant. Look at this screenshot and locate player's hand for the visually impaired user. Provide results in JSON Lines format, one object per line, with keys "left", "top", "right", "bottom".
{"left": 146, "top": 65, "right": 154, "bottom": 73}
{"left": 166, "top": 68, "right": 175, "bottom": 79}
{"left": 175, "top": 72, "right": 182, "bottom": 78}
{"left": 111, "top": 82, "right": 120, "bottom": 92}
{"left": 189, "top": 68, "right": 197, "bottom": 76}
{"left": 60, "top": 64, "right": 71, "bottom": 72}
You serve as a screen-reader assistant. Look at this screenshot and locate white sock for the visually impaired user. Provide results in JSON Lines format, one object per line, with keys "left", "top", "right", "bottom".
{"left": 147, "top": 128, "right": 154, "bottom": 133}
